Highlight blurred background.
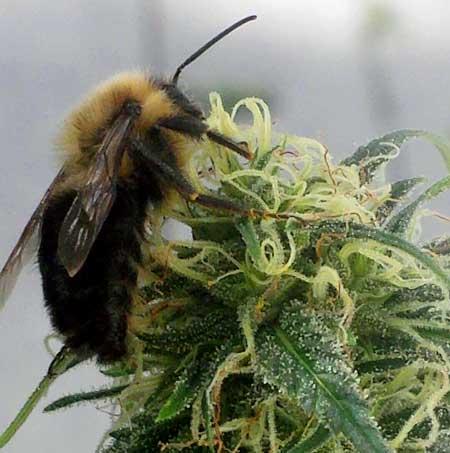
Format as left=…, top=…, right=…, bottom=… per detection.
left=1, top=1, right=450, bottom=451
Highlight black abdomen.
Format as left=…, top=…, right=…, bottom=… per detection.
left=38, top=182, right=155, bottom=363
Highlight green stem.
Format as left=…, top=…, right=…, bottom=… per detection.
left=0, top=346, right=82, bottom=449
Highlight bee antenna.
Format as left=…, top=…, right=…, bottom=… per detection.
left=172, top=15, right=257, bottom=85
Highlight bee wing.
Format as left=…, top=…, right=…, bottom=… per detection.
left=57, top=108, right=137, bottom=277
left=0, top=168, right=66, bottom=309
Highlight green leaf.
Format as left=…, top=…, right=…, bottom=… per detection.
left=100, top=366, right=135, bottom=377
left=236, top=218, right=262, bottom=263
left=44, top=384, right=128, bottom=412
left=156, top=372, right=195, bottom=422
left=157, top=338, right=239, bottom=423
left=105, top=413, right=195, bottom=453
left=385, top=175, right=450, bottom=236
left=341, top=130, right=450, bottom=183
left=355, top=358, right=408, bottom=374
left=415, top=325, right=450, bottom=345
left=139, top=309, right=237, bottom=354
left=375, top=177, right=426, bottom=224
left=423, top=131, right=450, bottom=171
left=283, top=424, right=332, bottom=452
left=100, top=355, right=177, bottom=377
left=313, top=221, right=450, bottom=291
left=383, top=284, right=444, bottom=308
left=257, top=306, right=392, bottom=453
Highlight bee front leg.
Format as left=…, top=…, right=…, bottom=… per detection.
left=158, top=116, right=252, bottom=160
left=128, top=139, right=259, bottom=217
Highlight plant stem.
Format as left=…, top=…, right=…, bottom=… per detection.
left=0, top=346, right=82, bottom=448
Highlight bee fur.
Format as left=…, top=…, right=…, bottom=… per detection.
left=0, top=15, right=258, bottom=364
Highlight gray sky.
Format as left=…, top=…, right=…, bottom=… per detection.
left=1, top=1, right=450, bottom=451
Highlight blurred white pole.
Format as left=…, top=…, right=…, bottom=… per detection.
left=138, top=0, right=167, bottom=73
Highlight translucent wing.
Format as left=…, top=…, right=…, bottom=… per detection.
left=0, top=168, right=66, bottom=310
left=57, top=106, right=138, bottom=277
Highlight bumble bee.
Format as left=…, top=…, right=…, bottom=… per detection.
left=0, top=16, right=257, bottom=363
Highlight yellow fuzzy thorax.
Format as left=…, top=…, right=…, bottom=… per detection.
left=55, top=72, right=183, bottom=182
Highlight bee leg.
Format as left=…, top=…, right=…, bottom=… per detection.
left=129, top=139, right=259, bottom=217
left=206, top=130, right=252, bottom=160
left=158, top=116, right=252, bottom=159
